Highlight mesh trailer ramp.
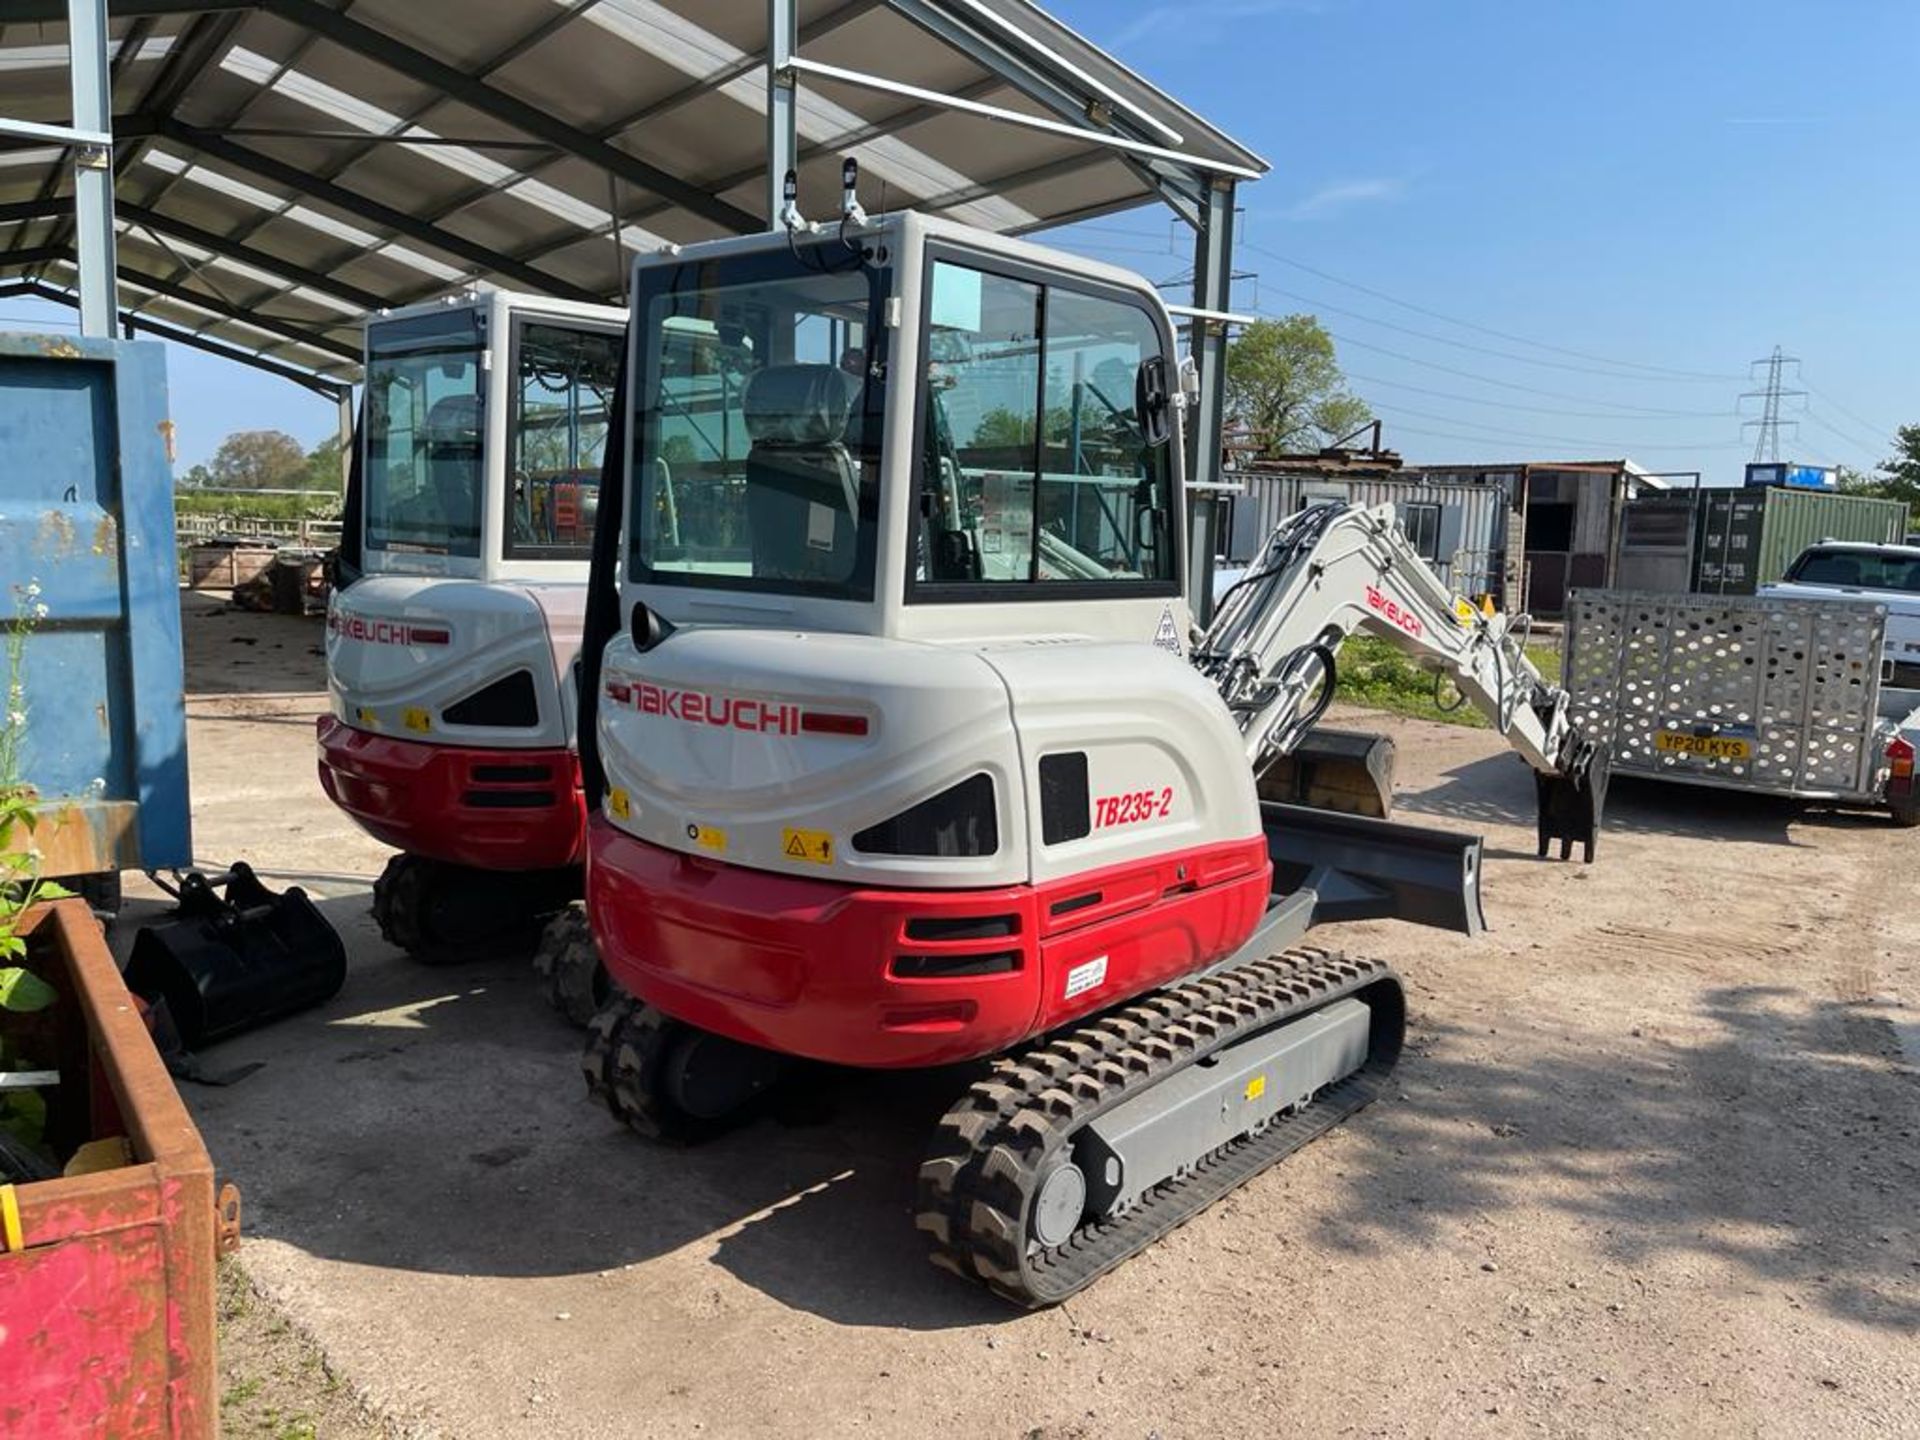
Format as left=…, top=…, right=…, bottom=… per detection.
left=1563, top=590, right=1920, bottom=821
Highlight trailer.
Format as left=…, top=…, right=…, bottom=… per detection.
left=1563, top=589, right=1920, bottom=825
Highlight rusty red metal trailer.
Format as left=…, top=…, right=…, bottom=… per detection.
left=1, top=899, right=237, bottom=1439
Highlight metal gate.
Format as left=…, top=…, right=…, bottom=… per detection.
left=1564, top=590, right=1888, bottom=800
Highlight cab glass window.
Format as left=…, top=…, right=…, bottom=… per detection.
left=506, top=321, right=622, bottom=560
left=630, top=244, right=890, bottom=602
left=364, top=309, right=484, bottom=558
left=914, top=258, right=1176, bottom=595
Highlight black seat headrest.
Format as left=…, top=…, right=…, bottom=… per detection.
left=742, top=364, right=859, bottom=446
left=425, top=393, right=481, bottom=444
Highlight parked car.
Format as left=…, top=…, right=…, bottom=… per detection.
left=1762, top=540, right=1920, bottom=690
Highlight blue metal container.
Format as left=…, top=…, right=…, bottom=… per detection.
left=1744, top=461, right=1836, bottom=490
left=0, top=333, right=190, bottom=874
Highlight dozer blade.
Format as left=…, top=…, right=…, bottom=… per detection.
left=1259, top=800, right=1486, bottom=938
left=1536, top=743, right=1609, bottom=864
left=1256, top=726, right=1395, bottom=819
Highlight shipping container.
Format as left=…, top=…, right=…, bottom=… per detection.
left=1701, top=486, right=1906, bottom=594
left=1616, top=486, right=1906, bottom=596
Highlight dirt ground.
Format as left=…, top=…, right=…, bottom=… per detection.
left=145, top=591, right=1919, bottom=1439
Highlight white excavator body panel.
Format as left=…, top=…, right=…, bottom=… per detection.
left=327, top=574, right=582, bottom=751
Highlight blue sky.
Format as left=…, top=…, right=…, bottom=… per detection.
left=3, top=0, right=1913, bottom=482
left=1041, top=0, right=1919, bottom=481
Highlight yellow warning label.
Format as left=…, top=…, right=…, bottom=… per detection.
left=782, top=828, right=834, bottom=865
left=688, top=823, right=727, bottom=854
left=1452, top=597, right=1478, bottom=627
left=402, top=707, right=432, bottom=733
left=609, top=788, right=630, bottom=820
left=356, top=706, right=379, bottom=729
left=1244, top=1074, right=1267, bottom=1102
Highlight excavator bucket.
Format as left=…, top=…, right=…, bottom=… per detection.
left=125, top=863, right=346, bottom=1050
left=1256, top=727, right=1396, bottom=819
left=1535, top=746, right=1609, bottom=863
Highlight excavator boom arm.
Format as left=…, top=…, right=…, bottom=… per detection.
left=1194, top=502, right=1606, bottom=859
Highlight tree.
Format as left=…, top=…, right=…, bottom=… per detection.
left=1835, top=424, right=1920, bottom=523
left=208, top=429, right=307, bottom=491
left=301, top=434, right=346, bottom=493
left=1225, top=315, right=1372, bottom=458
left=178, top=462, right=213, bottom=490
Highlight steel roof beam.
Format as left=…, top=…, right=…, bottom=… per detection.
left=255, top=0, right=762, bottom=235
left=3, top=277, right=351, bottom=395
left=1, top=247, right=358, bottom=360
left=512, top=71, right=1006, bottom=267
left=113, top=261, right=360, bottom=359
left=0, top=1, right=257, bottom=19
left=883, top=0, right=1233, bottom=219
left=117, top=201, right=386, bottom=309
left=152, top=116, right=604, bottom=302
left=414, top=0, right=885, bottom=244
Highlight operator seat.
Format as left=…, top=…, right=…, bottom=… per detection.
left=741, top=364, right=865, bottom=585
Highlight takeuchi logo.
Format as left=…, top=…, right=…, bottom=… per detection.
left=606, top=680, right=802, bottom=736
left=328, top=614, right=451, bottom=646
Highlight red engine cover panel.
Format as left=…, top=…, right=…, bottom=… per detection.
left=588, top=818, right=1271, bottom=1068
left=315, top=715, right=585, bottom=871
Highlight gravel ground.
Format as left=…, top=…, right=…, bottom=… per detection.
left=150, top=592, right=1919, bottom=1439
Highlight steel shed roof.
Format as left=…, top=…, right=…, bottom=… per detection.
left=0, top=0, right=1266, bottom=390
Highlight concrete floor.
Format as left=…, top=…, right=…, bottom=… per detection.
left=151, top=591, right=1919, bottom=1439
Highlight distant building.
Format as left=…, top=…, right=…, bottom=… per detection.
left=1411, top=459, right=1668, bottom=615
left=1220, top=444, right=1509, bottom=601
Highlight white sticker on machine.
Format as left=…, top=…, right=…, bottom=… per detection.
left=1063, top=954, right=1109, bottom=1001
left=1152, top=604, right=1182, bottom=657
left=807, top=501, right=835, bottom=552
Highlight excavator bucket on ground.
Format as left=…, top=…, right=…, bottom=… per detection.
left=1256, top=727, right=1396, bottom=819
left=125, top=864, right=346, bottom=1050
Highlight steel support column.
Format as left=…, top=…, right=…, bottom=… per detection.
left=337, top=386, right=354, bottom=493
left=67, top=0, right=118, bottom=335
left=767, top=0, right=798, bottom=228
left=1186, top=177, right=1235, bottom=624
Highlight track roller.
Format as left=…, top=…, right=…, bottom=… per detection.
left=582, top=998, right=786, bottom=1144
left=914, top=947, right=1404, bottom=1308
left=371, top=853, right=577, bottom=966
left=532, top=904, right=614, bottom=1026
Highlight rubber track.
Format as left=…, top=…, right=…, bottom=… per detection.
left=914, top=947, right=1403, bottom=1308
left=533, top=904, right=609, bottom=1027
left=578, top=997, right=718, bottom=1143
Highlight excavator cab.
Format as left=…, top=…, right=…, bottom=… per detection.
left=319, top=290, right=625, bottom=967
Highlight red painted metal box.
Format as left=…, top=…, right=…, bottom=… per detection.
left=1, top=899, right=236, bottom=1438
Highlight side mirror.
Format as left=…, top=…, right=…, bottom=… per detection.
left=1135, top=356, right=1172, bottom=449
left=630, top=600, right=674, bottom=653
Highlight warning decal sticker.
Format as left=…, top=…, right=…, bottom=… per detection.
left=782, top=828, right=834, bottom=865
left=1152, top=605, right=1182, bottom=657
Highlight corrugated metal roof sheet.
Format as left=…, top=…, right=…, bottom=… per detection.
left=0, top=0, right=1265, bottom=389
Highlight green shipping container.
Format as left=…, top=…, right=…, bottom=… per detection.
left=1694, top=487, right=1907, bottom=594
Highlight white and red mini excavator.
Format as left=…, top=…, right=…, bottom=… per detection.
left=574, top=205, right=1605, bottom=1306
left=318, top=290, right=621, bottom=1011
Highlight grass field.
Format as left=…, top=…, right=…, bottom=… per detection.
left=1334, top=633, right=1564, bottom=727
